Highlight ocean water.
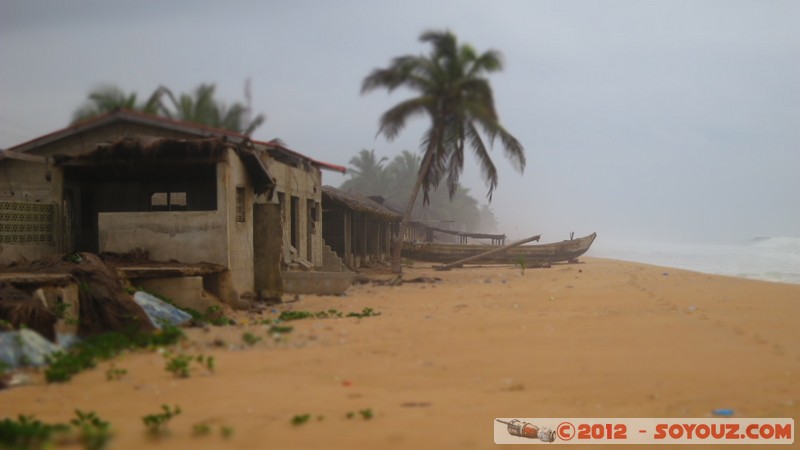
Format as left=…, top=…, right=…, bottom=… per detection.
left=589, top=237, right=800, bottom=285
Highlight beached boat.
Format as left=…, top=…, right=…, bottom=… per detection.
left=402, top=232, right=597, bottom=266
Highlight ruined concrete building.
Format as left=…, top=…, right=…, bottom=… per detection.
left=0, top=109, right=348, bottom=306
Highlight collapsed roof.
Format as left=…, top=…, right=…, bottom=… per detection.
left=3, top=108, right=346, bottom=174
left=52, top=136, right=276, bottom=196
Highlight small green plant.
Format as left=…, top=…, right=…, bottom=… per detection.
left=241, top=332, right=262, bottom=346
left=0, top=415, right=70, bottom=450
left=291, top=414, right=311, bottom=426
left=347, top=308, right=381, bottom=318
left=177, top=304, right=235, bottom=326
left=315, top=309, right=343, bottom=318
left=196, top=354, right=215, bottom=373
left=51, top=301, right=71, bottom=320
left=345, top=411, right=355, bottom=419
left=517, top=256, right=526, bottom=275
left=105, top=365, right=127, bottom=381
left=71, top=410, right=112, bottom=450
left=164, top=353, right=215, bottom=378
left=203, top=305, right=235, bottom=326
left=278, top=310, right=315, bottom=321
left=268, top=325, right=293, bottom=334
left=164, top=354, right=193, bottom=378
left=278, top=308, right=379, bottom=321
left=358, top=408, right=374, bottom=420
left=221, top=426, right=234, bottom=439
left=192, top=423, right=211, bottom=437
left=142, top=405, right=181, bottom=436
left=45, top=326, right=184, bottom=383
left=64, top=253, right=82, bottom=264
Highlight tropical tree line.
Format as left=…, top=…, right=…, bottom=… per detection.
left=340, top=149, right=498, bottom=233
left=71, top=83, right=265, bottom=135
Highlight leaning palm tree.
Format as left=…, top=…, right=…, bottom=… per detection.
left=362, top=30, right=525, bottom=272
left=71, top=84, right=167, bottom=124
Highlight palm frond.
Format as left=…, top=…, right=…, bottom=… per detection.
left=377, top=96, right=433, bottom=141
left=465, top=122, right=499, bottom=201
left=243, top=113, right=266, bottom=136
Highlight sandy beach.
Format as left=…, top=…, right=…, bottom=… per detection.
left=2, top=257, right=799, bottom=449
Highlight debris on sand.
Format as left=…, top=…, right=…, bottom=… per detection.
left=0, top=253, right=154, bottom=338
left=133, top=291, right=193, bottom=329
left=0, top=283, right=57, bottom=341
left=0, top=328, right=62, bottom=369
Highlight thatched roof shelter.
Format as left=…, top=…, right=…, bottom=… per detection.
left=322, top=186, right=401, bottom=220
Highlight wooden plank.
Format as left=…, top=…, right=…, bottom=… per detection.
left=116, top=264, right=226, bottom=279
left=0, top=273, right=75, bottom=285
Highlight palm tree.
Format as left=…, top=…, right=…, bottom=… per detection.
left=72, top=82, right=265, bottom=135
left=161, top=83, right=265, bottom=135
left=340, top=149, right=390, bottom=195
left=340, top=148, right=485, bottom=231
left=362, top=30, right=525, bottom=272
left=384, top=150, right=420, bottom=207
left=71, top=84, right=167, bottom=124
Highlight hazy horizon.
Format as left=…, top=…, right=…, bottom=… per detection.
left=2, top=0, right=798, bottom=245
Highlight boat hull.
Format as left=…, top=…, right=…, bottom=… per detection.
left=402, top=233, right=597, bottom=265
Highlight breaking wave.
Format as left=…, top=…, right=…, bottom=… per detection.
left=593, top=236, right=800, bottom=285
left=749, top=236, right=800, bottom=254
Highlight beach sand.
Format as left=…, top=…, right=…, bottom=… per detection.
left=2, top=257, right=798, bottom=449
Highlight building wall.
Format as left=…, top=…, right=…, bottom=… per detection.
left=0, top=159, right=54, bottom=203
left=222, top=148, right=255, bottom=298
left=98, top=210, right=228, bottom=264
left=1, top=123, right=207, bottom=260
left=97, top=151, right=256, bottom=300
left=0, top=159, right=59, bottom=263
left=266, top=159, right=323, bottom=268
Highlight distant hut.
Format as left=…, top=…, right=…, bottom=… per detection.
left=321, top=186, right=401, bottom=269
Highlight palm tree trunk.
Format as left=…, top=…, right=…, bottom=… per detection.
left=391, top=137, right=438, bottom=273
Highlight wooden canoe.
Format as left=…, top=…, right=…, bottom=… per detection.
left=403, top=232, right=597, bottom=266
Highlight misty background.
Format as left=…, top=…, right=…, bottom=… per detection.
left=2, top=0, right=798, bottom=249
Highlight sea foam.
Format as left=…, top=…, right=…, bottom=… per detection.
left=590, top=236, right=800, bottom=285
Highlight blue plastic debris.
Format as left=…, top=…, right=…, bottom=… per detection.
left=0, top=329, right=63, bottom=368
left=712, top=409, right=734, bottom=416
left=133, top=291, right=192, bottom=329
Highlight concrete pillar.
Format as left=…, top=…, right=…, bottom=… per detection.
left=253, top=202, right=283, bottom=300
left=343, top=211, right=352, bottom=268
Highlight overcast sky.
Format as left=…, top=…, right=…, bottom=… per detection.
left=1, top=0, right=798, bottom=245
